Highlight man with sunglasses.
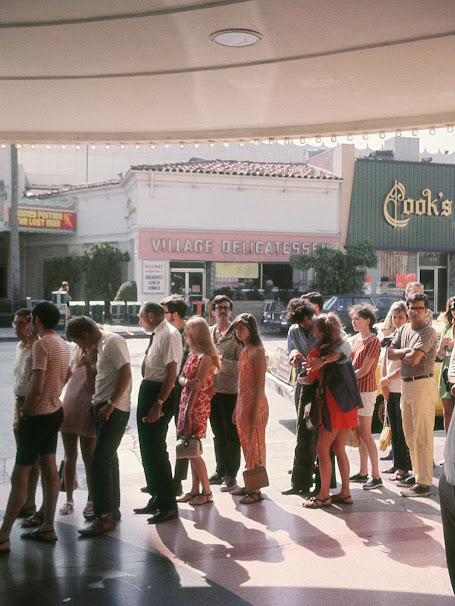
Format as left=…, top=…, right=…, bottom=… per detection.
left=208, top=295, right=242, bottom=492
left=388, top=293, right=438, bottom=497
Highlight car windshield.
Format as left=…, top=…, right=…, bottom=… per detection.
left=322, top=297, right=336, bottom=311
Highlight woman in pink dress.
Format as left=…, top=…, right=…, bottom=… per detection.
left=59, top=346, right=97, bottom=518
left=231, top=313, right=269, bottom=504
left=176, top=317, right=221, bottom=506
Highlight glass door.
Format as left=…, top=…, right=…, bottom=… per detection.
left=170, top=269, right=205, bottom=304
left=419, top=268, right=436, bottom=312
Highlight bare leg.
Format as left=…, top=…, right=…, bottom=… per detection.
left=315, top=428, right=338, bottom=500
left=331, top=428, right=351, bottom=498
left=80, top=436, right=96, bottom=501
left=38, top=454, right=59, bottom=537
left=0, top=464, right=32, bottom=541
left=189, top=457, right=213, bottom=505
left=61, top=433, right=78, bottom=503
left=358, top=415, right=380, bottom=479
left=442, top=398, right=454, bottom=434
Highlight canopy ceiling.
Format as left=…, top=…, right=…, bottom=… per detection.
left=1, top=0, right=455, bottom=144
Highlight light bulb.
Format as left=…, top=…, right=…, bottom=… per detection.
left=379, top=131, right=385, bottom=139
left=362, top=133, right=368, bottom=140
left=396, top=129, right=402, bottom=137
left=347, top=134, right=353, bottom=141
left=179, top=142, right=185, bottom=149
left=299, top=137, right=306, bottom=144
left=239, top=140, right=245, bottom=146
left=412, top=128, right=418, bottom=136
left=429, top=127, right=436, bottom=135
left=448, top=125, right=454, bottom=133
left=315, top=136, right=322, bottom=144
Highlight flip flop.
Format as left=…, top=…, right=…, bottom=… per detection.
left=390, top=471, right=410, bottom=482
left=331, top=493, right=353, bottom=504
left=303, top=496, right=332, bottom=509
left=240, top=492, right=263, bottom=505
left=21, top=528, right=58, bottom=543
left=177, top=492, right=199, bottom=503
left=189, top=493, right=213, bottom=506
left=21, top=511, right=44, bottom=528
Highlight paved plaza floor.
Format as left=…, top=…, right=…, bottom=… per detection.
left=0, top=335, right=453, bottom=605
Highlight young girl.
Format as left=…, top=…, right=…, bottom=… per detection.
left=176, top=317, right=221, bottom=506
left=349, top=304, right=382, bottom=490
left=231, top=313, right=269, bottom=504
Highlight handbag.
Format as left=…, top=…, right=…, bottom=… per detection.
left=378, top=403, right=392, bottom=452
left=243, top=429, right=269, bottom=492
left=304, top=365, right=325, bottom=431
left=346, top=426, right=361, bottom=448
left=176, top=436, right=203, bottom=459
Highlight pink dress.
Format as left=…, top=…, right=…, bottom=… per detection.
left=177, top=353, right=215, bottom=439
left=234, top=347, right=269, bottom=470
left=60, top=365, right=96, bottom=438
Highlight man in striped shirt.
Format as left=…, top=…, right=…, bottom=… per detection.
left=0, top=302, right=70, bottom=552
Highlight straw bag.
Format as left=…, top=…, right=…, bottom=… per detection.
left=346, top=427, right=361, bottom=448
left=243, top=429, right=269, bottom=492
left=379, top=404, right=392, bottom=452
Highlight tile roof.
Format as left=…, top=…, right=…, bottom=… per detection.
left=25, top=178, right=122, bottom=198
left=131, top=159, right=340, bottom=180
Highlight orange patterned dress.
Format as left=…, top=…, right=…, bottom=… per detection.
left=234, top=347, right=269, bottom=470
left=177, top=353, right=215, bottom=439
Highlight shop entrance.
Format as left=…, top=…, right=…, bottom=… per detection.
left=170, top=268, right=205, bottom=306
left=419, top=267, right=447, bottom=313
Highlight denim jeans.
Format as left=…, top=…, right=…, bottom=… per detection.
left=92, top=403, right=129, bottom=517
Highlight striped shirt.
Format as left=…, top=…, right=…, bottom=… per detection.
left=28, top=333, right=70, bottom=416
left=350, top=333, right=381, bottom=393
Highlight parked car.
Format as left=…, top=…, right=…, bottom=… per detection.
left=266, top=340, right=443, bottom=433
left=322, top=294, right=405, bottom=333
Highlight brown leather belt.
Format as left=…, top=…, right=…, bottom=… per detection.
left=402, top=374, right=433, bottom=382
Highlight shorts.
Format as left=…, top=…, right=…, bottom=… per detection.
left=357, top=391, right=376, bottom=417
left=16, top=407, right=64, bottom=466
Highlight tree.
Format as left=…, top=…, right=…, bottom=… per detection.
left=82, top=243, right=130, bottom=301
left=290, top=240, right=377, bottom=295
left=44, top=255, right=84, bottom=299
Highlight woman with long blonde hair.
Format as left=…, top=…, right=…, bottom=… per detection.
left=176, top=317, right=221, bottom=506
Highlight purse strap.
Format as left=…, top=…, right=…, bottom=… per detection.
left=245, top=428, right=262, bottom=468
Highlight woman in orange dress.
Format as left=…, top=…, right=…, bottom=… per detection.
left=231, top=313, right=269, bottom=504
left=301, top=314, right=358, bottom=508
left=176, top=317, right=221, bottom=506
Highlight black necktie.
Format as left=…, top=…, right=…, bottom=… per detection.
left=141, top=333, right=154, bottom=378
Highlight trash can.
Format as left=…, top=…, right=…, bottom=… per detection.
left=110, top=301, right=126, bottom=327
left=126, top=301, right=141, bottom=327
left=69, top=300, right=86, bottom=317
left=89, top=301, right=105, bottom=325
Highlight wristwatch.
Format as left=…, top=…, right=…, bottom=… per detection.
left=321, top=357, right=327, bottom=364
left=156, top=399, right=164, bottom=406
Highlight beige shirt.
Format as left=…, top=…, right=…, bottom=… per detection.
left=93, top=331, right=132, bottom=411
left=13, top=341, right=32, bottom=398
left=210, top=324, right=243, bottom=394
left=392, top=323, right=438, bottom=378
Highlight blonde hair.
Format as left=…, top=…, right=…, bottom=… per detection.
left=382, top=300, right=408, bottom=332
left=185, top=317, right=221, bottom=372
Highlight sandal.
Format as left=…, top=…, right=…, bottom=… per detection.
left=231, top=487, right=248, bottom=496
left=239, top=492, right=263, bottom=505
left=83, top=501, right=95, bottom=521
left=21, top=511, right=44, bottom=528
left=17, top=505, right=36, bottom=518
left=390, top=471, right=410, bottom=482
left=59, top=501, right=74, bottom=516
left=331, top=493, right=353, bottom=504
left=384, top=466, right=396, bottom=474
left=177, top=492, right=199, bottom=503
left=21, top=528, right=58, bottom=543
left=303, top=496, right=332, bottom=509
left=189, top=493, right=213, bottom=506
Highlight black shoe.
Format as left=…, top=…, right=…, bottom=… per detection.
left=147, top=509, right=178, bottom=524
left=173, top=479, right=183, bottom=496
left=282, top=486, right=311, bottom=496
left=134, top=500, right=157, bottom=515
left=349, top=473, right=368, bottom=483
left=209, top=473, right=224, bottom=485
left=140, top=486, right=150, bottom=494
left=113, top=509, right=121, bottom=522
left=380, top=452, right=393, bottom=461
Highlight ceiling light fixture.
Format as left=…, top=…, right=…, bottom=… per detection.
left=210, top=29, right=262, bottom=47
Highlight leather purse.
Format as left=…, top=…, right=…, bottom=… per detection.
left=243, top=429, right=269, bottom=492
left=176, top=437, right=203, bottom=459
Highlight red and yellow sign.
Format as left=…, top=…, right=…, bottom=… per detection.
left=13, top=208, right=76, bottom=230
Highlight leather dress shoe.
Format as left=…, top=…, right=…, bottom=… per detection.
left=134, top=501, right=157, bottom=515
left=147, top=509, right=178, bottom=524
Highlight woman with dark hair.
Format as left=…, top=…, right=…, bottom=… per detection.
left=231, top=314, right=269, bottom=504
left=300, top=313, right=359, bottom=508
left=437, top=296, right=455, bottom=433
left=349, top=304, right=382, bottom=490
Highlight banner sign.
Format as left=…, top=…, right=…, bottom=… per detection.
left=11, top=208, right=76, bottom=230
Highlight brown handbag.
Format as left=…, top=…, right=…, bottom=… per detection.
left=243, top=429, right=269, bottom=492
left=176, top=436, right=203, bottom=459
left=304, top=365, right=325, bottom=431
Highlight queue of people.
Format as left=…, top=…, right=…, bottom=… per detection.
left=0, top=286, right=454, bottom=595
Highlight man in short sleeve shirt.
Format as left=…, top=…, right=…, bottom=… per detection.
left=135, top=302, right=183, bottom=524
left=389, top=293, right=438, bottom=497
left=66, top=316, right=132, bottom=536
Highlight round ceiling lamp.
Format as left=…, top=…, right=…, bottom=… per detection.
left=210, top=29, right=262, bottom=47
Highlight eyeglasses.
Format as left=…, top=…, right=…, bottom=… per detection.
left=12, top=321, right=28, bottom=327
left=408, top=306, right=426, bottom=312
left=215, top=305, right=231, bottom=311
left=164, top=311, right=173, bottom=315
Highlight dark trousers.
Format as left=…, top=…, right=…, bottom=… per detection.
left=387, top=391, right=411, bottom=471
left=439, top=471, right=455, bottom=594
left=137, top=380, right=176, bottom=512
left=173, top=384, right=188, bottom=482
left=92, top=403, right=129, bottom=517
left=209, top=392, right=241, bottom=478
